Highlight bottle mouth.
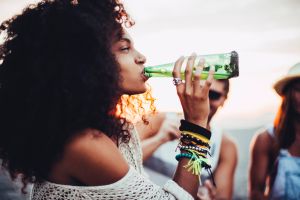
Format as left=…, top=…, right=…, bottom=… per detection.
left=143, top=69, right=151, bottom=78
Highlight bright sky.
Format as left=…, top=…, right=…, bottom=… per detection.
left=1, top=0, right=300, bottom=128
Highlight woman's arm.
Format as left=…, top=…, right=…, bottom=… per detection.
left=249, top=130, right=273, bottom=200
left=171, top=54, right=214, bottom=198
left=61, top=129, right=194, bottom=199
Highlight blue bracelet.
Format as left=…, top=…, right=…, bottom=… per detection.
left=175, top=153, right=194, bottom=161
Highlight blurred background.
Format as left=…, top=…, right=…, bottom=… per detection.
left=124, top=2, right=300, bottom=198
left=1, top=0, right=300, bottom=199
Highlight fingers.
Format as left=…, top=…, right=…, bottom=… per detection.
left=202, top=69, right=215, bottom=96
left=172, top=56, right=185, bottom=91
left=185, top=53, right=197, bottom=94
left=163, top=120, right=180, bottom=139
left=170, top=126, right=181, bottom=138
left=204, top=180, right=217, bottom=199
left=193, top=58, right=205, bottom=94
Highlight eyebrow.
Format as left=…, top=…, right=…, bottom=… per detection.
left=120, top=37, right=131, bottom=44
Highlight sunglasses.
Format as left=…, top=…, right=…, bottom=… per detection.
left=209, top=90, right=224, bottom=101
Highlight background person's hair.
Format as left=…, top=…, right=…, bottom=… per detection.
left=274, top=79, right=300, bottom=149
left=0, top=0, right=154, bottom=190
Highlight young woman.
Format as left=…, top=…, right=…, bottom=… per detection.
left=0, top=0, right=214, bottom=199
left=249, top=63, right=300, bottom=200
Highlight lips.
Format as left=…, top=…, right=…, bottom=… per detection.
left=141, top=69, right=149, bottom=81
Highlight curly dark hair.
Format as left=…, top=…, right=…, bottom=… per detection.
left=0, top=0, right=154, bottom=190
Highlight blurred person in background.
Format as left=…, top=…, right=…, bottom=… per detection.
left=249, top=63, right=300, bottom=200
left=144, top=79, right=238, bottom=200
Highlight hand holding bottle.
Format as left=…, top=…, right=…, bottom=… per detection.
left=172, top=53, right=214, bottom=127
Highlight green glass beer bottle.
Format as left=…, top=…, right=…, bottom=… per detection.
left=144, top=51, right=239, bottom=80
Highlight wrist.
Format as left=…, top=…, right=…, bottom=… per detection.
left=184, top=119, right=207, bottom=128
left=154, top=133, right=169, bottom=144
left=179, top=120, right=211, bottom=140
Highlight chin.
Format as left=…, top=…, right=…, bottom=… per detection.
left=124, top=88, right=147, bottom=95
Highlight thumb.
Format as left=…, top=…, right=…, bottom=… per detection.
left=204, top=180, right=217, bottom=199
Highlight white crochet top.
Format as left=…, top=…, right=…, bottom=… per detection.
left=30, top=127, right=193, bottom=200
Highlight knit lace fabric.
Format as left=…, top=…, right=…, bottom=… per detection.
left=30, top=128, right=193, bottom=200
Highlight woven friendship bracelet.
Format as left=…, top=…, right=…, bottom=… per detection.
left=186, top=149, right=207, bottom=158
left=179, top=120, right=211, bottom=140
left=181, top=135, right=211, bottom=149
left=180, top=138, right=211, bottom=149
left=181, top=131, right=209, bottom=143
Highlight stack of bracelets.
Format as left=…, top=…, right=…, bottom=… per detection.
left=176, top=119, right=216, bottom=187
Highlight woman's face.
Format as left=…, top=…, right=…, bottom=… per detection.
left=111, top=30, right=148, bottom=95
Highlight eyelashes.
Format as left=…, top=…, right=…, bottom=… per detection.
left=120, top=47, right=130, bottom=52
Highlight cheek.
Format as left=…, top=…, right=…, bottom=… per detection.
left=209, top=101, right=218, bottom=110
left=210, top=100, right=223, bottom=108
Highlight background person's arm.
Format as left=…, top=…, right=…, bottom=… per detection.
left=249, top=130, right=273, bottom=200
left=213, top=134, right=237, bottom=200
left=136, top=112, right=165, bottom=141
left=136, top=112, right=180, bottom=161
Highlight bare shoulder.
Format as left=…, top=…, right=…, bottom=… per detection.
left=222, top=134, right=236, bottom=147
left=221, top=134, right=237, bottom=156
left=220, top=134, right=238, bottom=163
left=250, top=129, right=274, bottom=152
left=61, top=129, right=129, bottom=186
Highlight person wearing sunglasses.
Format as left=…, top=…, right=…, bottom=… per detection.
left=199, top=79, right=238, bottom=200
left=142, top=79, right=238, bottom=200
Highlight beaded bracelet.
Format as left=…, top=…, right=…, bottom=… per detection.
left=180, top=139, right=210, bottom=150
left=178, top=144, right=209, bottom=155
left=175, top=152, right=194, bottom=161
left=176, top=142, right=210, bottom=158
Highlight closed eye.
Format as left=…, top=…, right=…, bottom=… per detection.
left=120, top=47, right=130, bottom=52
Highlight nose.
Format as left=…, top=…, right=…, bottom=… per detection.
left=135, top=52, right=146, bottom=65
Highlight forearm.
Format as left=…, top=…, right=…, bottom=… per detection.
left=215, top=182, right=232, bottom=200
left=141, top=136, right=166, bottom=161
left=173, top=158, right=200, bottom=199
